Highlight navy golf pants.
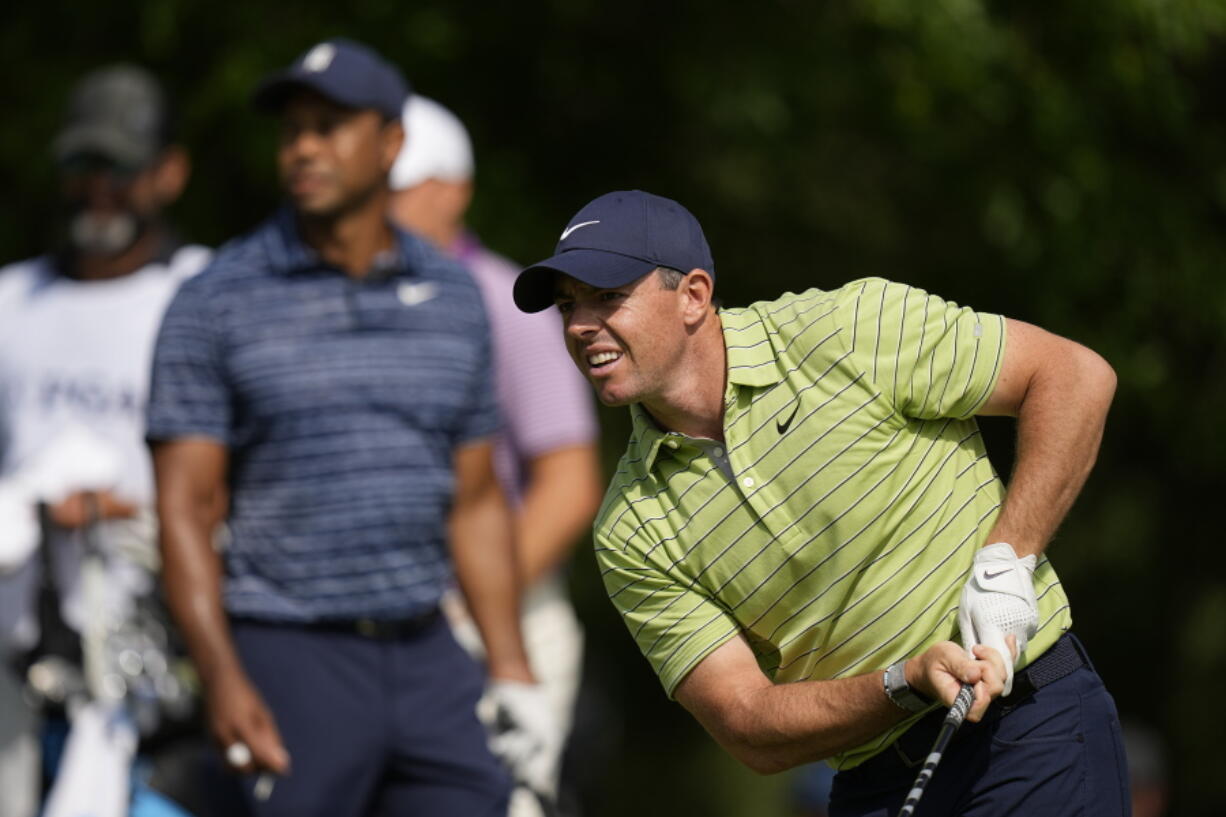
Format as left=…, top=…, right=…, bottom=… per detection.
left=830, top=635, right=1131, bottom=817
left=230, top=614, right=511, bottom=817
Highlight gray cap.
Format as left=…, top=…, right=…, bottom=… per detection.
left=54, top=65, right=169, bottom=169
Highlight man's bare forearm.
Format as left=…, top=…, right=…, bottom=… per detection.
left=983, top=335, right=1116, bottom=557
left=677, top=637, right=1010, bottom=775
left=516, top=444, right=602, bottom=587
left=154, top=440, right=290, bottom=772
left=704, top=670, right=903, bottom=774
left=450, top=483, right=534, bottom=681
left=153, top=441, right=244, bottom=688
left=450, top=441, right=534, bottom=681
left=160, top=512, right=243, bottom=687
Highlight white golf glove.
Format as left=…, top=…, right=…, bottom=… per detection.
left=483, top=680, right=561, bottom=799
left=957, top=542, right=1038, bottom=696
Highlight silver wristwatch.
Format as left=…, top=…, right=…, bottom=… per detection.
left=883, top=659, right=932, bottom=713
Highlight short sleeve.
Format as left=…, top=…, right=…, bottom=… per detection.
left=596, top=529, right=742, bottom=697
left=837, top=278, right=1005, bottom=420
left=145, top=280, right=233, bottom=444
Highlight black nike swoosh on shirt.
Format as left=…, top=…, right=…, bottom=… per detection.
left=776, top=401, right=800, bottom=434
left=983, top=569, right=1010, bottom=580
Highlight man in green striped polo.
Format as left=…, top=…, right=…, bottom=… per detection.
left=513, top=191, right=1128, bottom=816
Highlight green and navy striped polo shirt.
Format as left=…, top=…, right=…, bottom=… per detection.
left=595, top=278, right=1072, bottom=769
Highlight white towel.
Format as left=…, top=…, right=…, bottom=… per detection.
left=0, top=423, right=124, bottom=572
left=41, top=702, right=137, bottom=817
left=16, top=424, right=123, bottom=506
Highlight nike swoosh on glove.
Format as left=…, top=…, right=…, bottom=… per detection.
left=957, top=542, right=1038, bottom=696
left=484, top=680, right=562, bottom=799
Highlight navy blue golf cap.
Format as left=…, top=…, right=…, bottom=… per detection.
left=253, top=39, right=409, bottom=119
left=513, top=190, right=714, bottom=313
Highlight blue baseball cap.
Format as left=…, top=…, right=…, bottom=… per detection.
left=252, top=39, right=409, bottom=119
left=513, top=190, right=714, bottom=313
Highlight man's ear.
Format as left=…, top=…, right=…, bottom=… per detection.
left=445, top=179, right=474, bottom=220
left=151, top=146, right=191, bottom=207
left=680, top=268, right=715, bottom=326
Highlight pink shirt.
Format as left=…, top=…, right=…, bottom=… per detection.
left=454, top=234, right=598, bottom=504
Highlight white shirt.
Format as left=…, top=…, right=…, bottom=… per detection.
left=0, top=246, right=209, bottom=503
left=0, top=245, right=210, bottom=649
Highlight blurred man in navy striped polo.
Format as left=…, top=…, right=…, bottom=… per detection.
left=146, top=39, right=547, bottom=817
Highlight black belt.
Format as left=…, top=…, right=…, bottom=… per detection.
left=314, top=610, right=441, bottom=639
left=874, top=632, right=1089, bottom=771
left=236, top=609, right=442, bottom=640
left=1000, top=631, right=1088, bottom=709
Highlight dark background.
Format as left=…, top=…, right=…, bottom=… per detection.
left=4, top=1, right=1223, bottom=814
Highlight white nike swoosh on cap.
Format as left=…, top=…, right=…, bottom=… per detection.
left=398, top=281, right=438, bottom=306
left=560, top=220, right=600, bottom=241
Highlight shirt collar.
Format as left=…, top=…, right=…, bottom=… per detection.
left=627, top=403, right=670, bottom=474
left=452, top=230, right=483, bottom=265
left=262, top=205, right=427, bottom=279
left=721, top=305, right=785, bottom=388
left=626, top=306, right=784, bottom=473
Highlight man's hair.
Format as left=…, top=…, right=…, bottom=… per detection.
left=654, top=265, right=721, bottom=311
left=655, top=266, right=685, bottom=290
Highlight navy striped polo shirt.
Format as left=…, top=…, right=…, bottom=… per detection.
left=147, top=208, right=500, bottom=622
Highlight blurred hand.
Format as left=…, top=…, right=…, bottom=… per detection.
left=484, top=680, right=561, bottom=798
left=206, top=667, right=290, bottom=776
left=48, top=490, right=137, bottom=528
left=957, top=542, right=1038, bottom=695
left=910, top=638, right=1017, bottom=723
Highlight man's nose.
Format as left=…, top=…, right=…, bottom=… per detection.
left=284, top=128, right=325, bottom=159
left=565, top=304, right=601, bottom=339
left=75, top=170, right=124, bottom=208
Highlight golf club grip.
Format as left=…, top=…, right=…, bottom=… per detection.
left=943, top=681, right=976, bottom=729
left=896, top=683, right=975, bottom=817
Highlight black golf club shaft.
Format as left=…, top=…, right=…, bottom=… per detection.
left=897, top=682, right=975, bottom=817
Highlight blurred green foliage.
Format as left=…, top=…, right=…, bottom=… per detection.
left=4, top=1, right=1225, bottom=813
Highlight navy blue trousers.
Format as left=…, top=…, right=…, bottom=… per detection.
left=230, top=615, right=511, bottom=817
left=830, top=635, right=1130, bottom=817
